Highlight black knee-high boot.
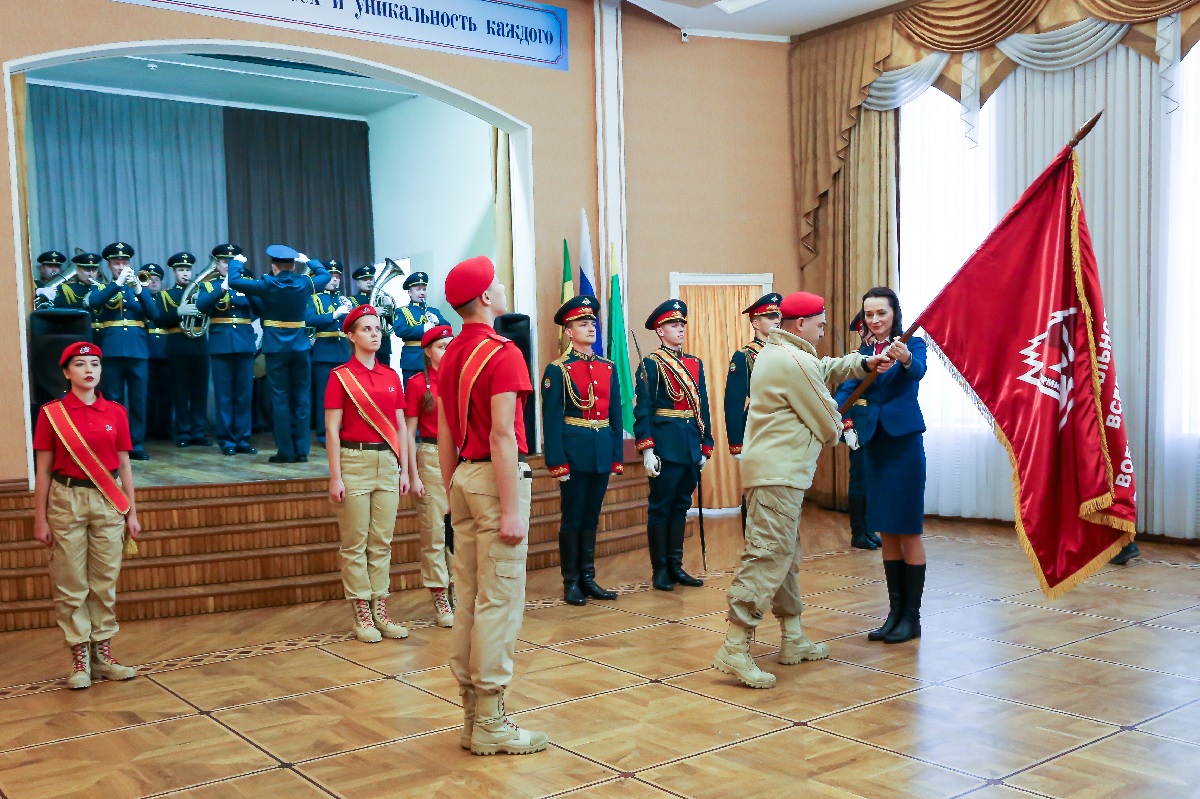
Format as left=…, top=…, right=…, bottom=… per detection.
left=580, top=527, right=617, bottom=600
left=667, top=522, right=704, bottom=587
left=883, top=563, right=925, bottom=644
left=648, top=526, right=674, bottom=591
left=868, top=560, right=905, bottom=641
left=559, top=530, right=586, bottom=606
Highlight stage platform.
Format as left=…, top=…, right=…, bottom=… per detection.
left=0, top=521, right=1196, bottom=799
left=129, top=434, right=327, bottom=487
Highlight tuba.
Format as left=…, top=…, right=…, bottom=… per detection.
left=181, top=258, right=221, bottom=339
left=368, top=258, right=407, bottom=337
left=34, top=264, right=77, bottom=309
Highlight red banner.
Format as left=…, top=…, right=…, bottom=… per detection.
left=913, top=146, right=1136, bottom=598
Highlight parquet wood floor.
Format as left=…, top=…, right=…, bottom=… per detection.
left=0, top=514, right=1197, bottom=799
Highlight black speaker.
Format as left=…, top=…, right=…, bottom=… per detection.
left=494, top=312, right=538, bottom=453
left=28, top=310, right=93, bottom=409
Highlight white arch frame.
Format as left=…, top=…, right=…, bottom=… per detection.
left=5, top=39, right=538, bottom=485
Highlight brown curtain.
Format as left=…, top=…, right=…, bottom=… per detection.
left=11, top=73, right=32, bottom=302
left=894, top=0, right=1045, bottom=52
left=803, top=108, right=898, bottom=510
left=792, top=15, right=893, bottom=265
left=491, top=128, right=514, bottom=302
left=1078, top=0, right=1198, bottom=23
left=677, top=283, right=762, bottom=510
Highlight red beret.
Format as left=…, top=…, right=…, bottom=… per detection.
left=779, top=292, right=825, bottom=319
left=421, top=324, right=454, bottom=348
left=445, top=256, right=495, bottom=308
left=60, top=341, right=102, bottom=367
left=342, top=304, right=378, bottom=334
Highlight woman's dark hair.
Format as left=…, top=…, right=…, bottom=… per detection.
left=420, top=351, right=436, bottom=415
left=861, top=286, right=903, bottom=339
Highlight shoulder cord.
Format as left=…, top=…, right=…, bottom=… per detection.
left=556, top=358, right=596, bottom=411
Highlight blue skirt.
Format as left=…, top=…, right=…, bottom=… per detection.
left=864, top=429, right=926, bottom=536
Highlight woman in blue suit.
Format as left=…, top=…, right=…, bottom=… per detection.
left=834, top=287, right=927, bottom=644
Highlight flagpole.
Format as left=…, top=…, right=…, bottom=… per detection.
left=837, top=111, right=1103, bottom=417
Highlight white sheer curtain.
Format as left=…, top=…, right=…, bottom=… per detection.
left=899, top=87, right=1015, bottom=520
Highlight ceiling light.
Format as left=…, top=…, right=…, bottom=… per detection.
left=713, top=0, right=771, bottom=14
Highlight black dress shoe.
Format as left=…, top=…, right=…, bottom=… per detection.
left=294, top=455, right=309, bottom=463
left=129, top=450, right=151, bottom=461
left=1110, top=542, right=1140, bottom=565
left=851, top=532, right=879, bottom=550
left=234, top=444, right=258, bottom=455
left=268, top=454, right=292, bottom=464
left=222, top=447, right=236, bottom=456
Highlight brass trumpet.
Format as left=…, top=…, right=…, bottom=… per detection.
left=136, top=269, right=154, bottom=288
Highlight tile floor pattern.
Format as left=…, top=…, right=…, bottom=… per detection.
left=0, top=536, right=1198, bottom=799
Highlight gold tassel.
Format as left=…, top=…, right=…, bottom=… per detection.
left=124, top=535, right=138, bottom=556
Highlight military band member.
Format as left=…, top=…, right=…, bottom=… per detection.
left=143, top=265, right=172, bottom=441
left=713, top=292, right=887, bottom=689
left=394, top=271, right=449, bottom=384
left=198, top=245, right=259, bottom=456
left=352, top=265, right=392, bottom=369
left=231, top=245, right=330, bottom=463
left=405, top=324, right=456, bottom=628
left=157, top=253, right=211, bottom=448
left=87, top=242, right=155, bottom=460
left=34, top=250, right=66, bottom=288
left=542, top=296, right=623, bottom=606
left=438, top=255, right=547, bottom=756
left=634, top=299, right=713, bottom=592
left=724, top=293, right=781, bottom=457
left=307, top=259, right=352, bottom=447
left=326, top=304, right=411, bottom=643
left=32, top=342, right=142, bottom=689
left=52, top=252, right=103, bottom=311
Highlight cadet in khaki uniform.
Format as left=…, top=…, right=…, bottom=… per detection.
left=712, top=292, right=890, bottom=689
left=405, top=324, right=456, bottom=628
left=325, top=304, right=411, bottom=643
left=32, top=342, right=143, bottom=689
left=437, top=255, right=547, bottom=756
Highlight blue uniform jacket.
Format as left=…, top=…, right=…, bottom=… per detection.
left=540, top=351, right=625, bottom=477
left=53, top=280, right=93, bottom=311
left=633, top=348, right=715, bottom=466
left=230, top=260, right=330, bottom=353
left=86, top=282, right=158, bottom=359
left=305, top=291, right=352, bottom=364
left=197, top=281, right=260, bottom=355
left=352, top=291, right=392, bottom=364
left=834, top=337, right=928, bottom=442
left=156, top=285, right=210, bottom=356
left=393, top=303, right=449, bottom=372
left=722, top=340, right=763, bottom=455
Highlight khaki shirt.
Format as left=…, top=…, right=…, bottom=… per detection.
left=740, top=328, right=868, bottom=491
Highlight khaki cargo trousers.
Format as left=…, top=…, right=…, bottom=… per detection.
left=726, top=485, right=807, bottom=631
left=47, top=481, right=126, bottom=647
left=332, top=448, right=400, bottom=601
left=415, top=443, right=452, bottom=589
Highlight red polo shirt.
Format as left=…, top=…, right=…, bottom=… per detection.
left=405, top=370, right=440, bottom=440
left=324, top=357, right=404, bottom=444
left=33, top=393, right=132, bottom=479
left=437, top=323, right=531, bottom=459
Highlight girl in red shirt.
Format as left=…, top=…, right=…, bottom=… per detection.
left=32, top=343, right=142, bottom=690
left=325, top=306, right=410, bottom=643
left=405, top=325, right=455, bottom=628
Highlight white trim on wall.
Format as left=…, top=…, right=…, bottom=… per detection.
left=669, top=271, right=773, bottom=297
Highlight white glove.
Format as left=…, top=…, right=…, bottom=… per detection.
left=333, top=304, right=350, bottom=319
left=698, top=455, right=708, bottom=470
left=35, top=286, right=57, bottom=302
left=424, top=317, right=436, bottom=331
left=295, top=252, right=309, bottom=264
left=734, top=453, right=742, bottom=461
left=178, top=302, right=200, bottom=318
left=116, top=266, right=134, bottom=286
left=221, top=276, right=230, bottom=292
left=642, top=448, right=661, bottom=478
left=132, top=280, right=142, bottom=295
left=557, top=474, right=570, bottom=483
left=843, top=427, right=860, bottom=451
left=233, top=254, right=248, bottom=264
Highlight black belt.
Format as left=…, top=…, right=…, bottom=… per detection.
left=342, top=442, right=391, bottom=451
left=52, top=472, right=113, bottom=489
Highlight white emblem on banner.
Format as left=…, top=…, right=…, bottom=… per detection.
left=1017, top=308, right=1078, bottom=430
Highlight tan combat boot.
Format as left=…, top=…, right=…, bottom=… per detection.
left=67, top=643, right=91, bottom=690
left=431, top=588, right=454, bottom=628
left=369, top=596, right=408, bottom=639
left=459, top=686, right=477, bottom=750
left=712, top=624, right=776, bottom=689
left=351, top=599, right=382, bottom=643
left=778, top=615, right=829, bottom=664
left=470, top=690, right=549, bottom=755
left=91, top=639, right=137, bottom=681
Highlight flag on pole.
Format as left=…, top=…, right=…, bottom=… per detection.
left=912, top=146, right=1136, bottom=598
left=607, top=243, right=635, bottom=434
left=560, top=239, right=574, bottom=352
left=579, top=209, right=603, bottom=356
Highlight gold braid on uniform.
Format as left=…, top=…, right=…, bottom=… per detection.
left=742, top=340, right=764, bottom=378
left=214, top=282, right=231, bottom=311
left=649, top=348, right=706, bottom=439
left=554, top=356, right=596, bottom=411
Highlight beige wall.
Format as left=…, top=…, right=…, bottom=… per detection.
left=622, top=6, right=798, bottom=343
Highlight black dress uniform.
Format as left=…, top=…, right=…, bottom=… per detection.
left=634, top=299, right=714, bottom=591
left=542, top=296, right=624, bottom=606
left=34, top=250, right=66, bottom=288
left=394, top=271, right=450, bottom=385
left=351, top=265, right=391, bottom=369
left=157, top=253, right=210, bottom=447
left=306, top=259, right=351, bottom=446
left=87, top=242, right=154, bottom=459
left=198, top=245, right=259, bottom=455
left=838, top=312, right=877, bottom=550
left=723, top=293, right=781, bottom=456
left=230, top=245, right=330, bottom=463
left=143, top=264, right=172, bottom=441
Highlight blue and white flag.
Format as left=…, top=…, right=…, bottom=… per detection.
left=579, top=209, right=603, bottom=357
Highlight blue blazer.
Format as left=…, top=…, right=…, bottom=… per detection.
left=305, top=291, right=352, bottom=364
left=86, top=282, right=158, bottom=359
left=197, top=282, right=259, bottom=355
left=834, top=337, right=927, bottom=442
left=230, top=260, right=330, bottom=353
left=393, top=303, right=449, bottom=372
